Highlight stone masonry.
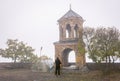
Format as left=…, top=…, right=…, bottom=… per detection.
left=54, top=9, right=85, bottom=68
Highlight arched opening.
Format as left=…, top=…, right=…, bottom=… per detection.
left=66, top=24, right=71, bottom=38
left=68, top=51, right=76, bottom=65
left=62, top=48, right=76, bottom=66
left=74, top=24, right=79, bottom=38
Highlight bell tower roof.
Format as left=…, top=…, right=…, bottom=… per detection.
left=58, top=9, right=83, bottom=22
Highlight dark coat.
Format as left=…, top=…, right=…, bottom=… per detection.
left=55, top=57, right=61, bottom=67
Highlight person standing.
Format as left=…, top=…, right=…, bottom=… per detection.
left=55, top=57, right=61, bottom=77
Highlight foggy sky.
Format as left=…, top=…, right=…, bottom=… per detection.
left=0, top=0, right=120, bottom=62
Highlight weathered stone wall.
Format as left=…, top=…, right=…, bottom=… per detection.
left=54, top=42, right=85, bottom=67
left=86, top=63, right=120, bottom=70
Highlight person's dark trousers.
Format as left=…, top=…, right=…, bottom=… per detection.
left=55, top=66, right=60, bottom=76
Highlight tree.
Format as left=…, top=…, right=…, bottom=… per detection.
left=83, top=27, right=97, bottom=61
left=0, top=39, right=37, bottom=63
left=83, top=27, right=120, bottom=63
left=116, top=37, right=120, bottom=58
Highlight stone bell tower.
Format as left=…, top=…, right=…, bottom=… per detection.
left=54, top=8, right=85, bottom=68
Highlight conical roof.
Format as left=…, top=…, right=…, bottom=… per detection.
left=58, top=9, right=83, bottom=22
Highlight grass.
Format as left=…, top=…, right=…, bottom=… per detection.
left=0, top=69, right=120, bottom=81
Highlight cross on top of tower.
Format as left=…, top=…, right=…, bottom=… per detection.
left=58, top=7, right=83, bottom=22
left=70, top=4, right=71, bottom=10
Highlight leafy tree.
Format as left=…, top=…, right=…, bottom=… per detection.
left=0, top=39, right=37, bottom=63
left=83, top=27, right=120, bottom=63
left=116, top=37, right=120, bottom=58
left=78, top=39, right=85, bottom=56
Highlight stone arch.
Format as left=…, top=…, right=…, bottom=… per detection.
left=62, top=48, right=76, bottom=66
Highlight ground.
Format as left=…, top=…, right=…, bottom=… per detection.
left=0, top=69, right=120, bottom=81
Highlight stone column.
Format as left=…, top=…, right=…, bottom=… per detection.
left=71, top=25, right=74, bottom=38
left=63, top=27, right=66, bottom=40
left=59, top=26, right=61, bottom=41
left=59, top=25, right=63, bottom=41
